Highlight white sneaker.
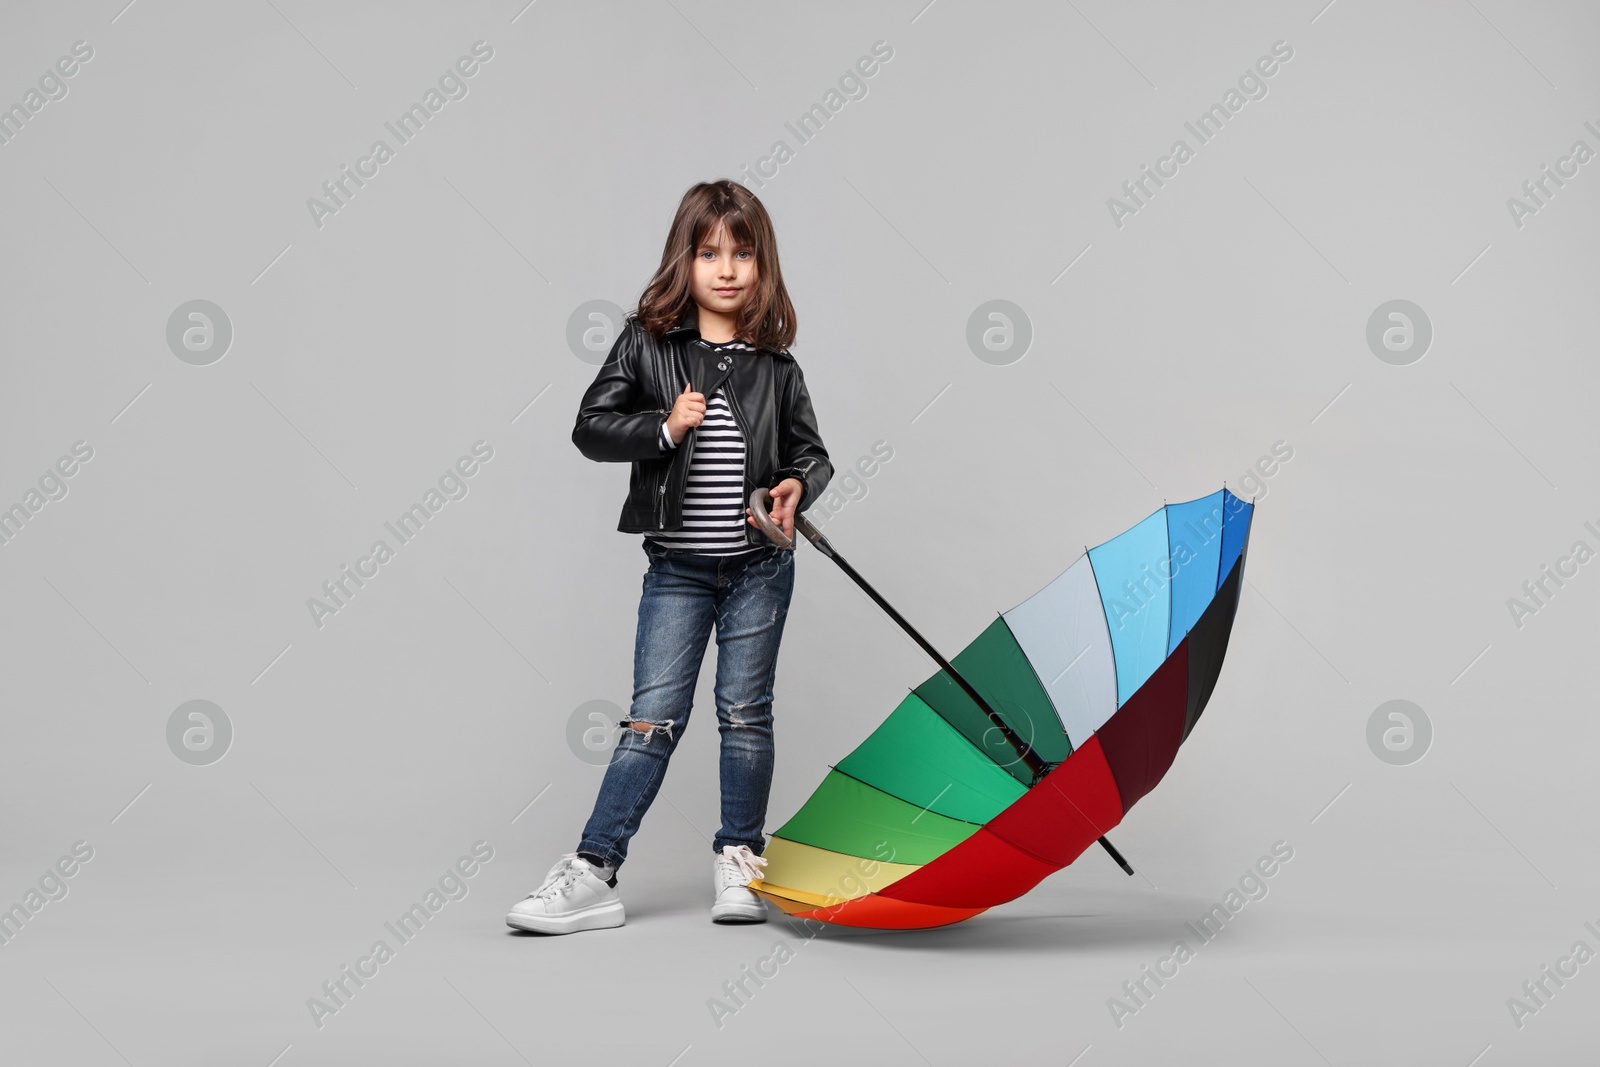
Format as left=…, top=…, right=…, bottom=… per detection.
left=506, top=853, right=624, bottom=934
left=712, top=844, right=769, bottom=923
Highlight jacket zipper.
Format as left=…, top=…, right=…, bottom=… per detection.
left=721, top=376, right=752, bottom=542
left=674, top=421, right=698, bottom=528
left=659, top=344, right=698, bottom=530
left=641, top=393, right=664, bottom=528
left=651, top=407, right=672, bottom=529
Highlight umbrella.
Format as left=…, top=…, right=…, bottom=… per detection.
left=742, top=487, right=1254, bottom=929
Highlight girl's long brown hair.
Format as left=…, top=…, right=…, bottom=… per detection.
left=635, top=180, right=797, bottom=351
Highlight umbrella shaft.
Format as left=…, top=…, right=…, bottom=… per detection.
left=810, top=536, right=1047, bottom=779
left=1097, top=835, right=1134, bottom=876
left=803, top=527, right=1136, bottom=877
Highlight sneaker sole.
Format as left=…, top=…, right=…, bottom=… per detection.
left=506, top=900, right=625, bottom=934
left=711, top=901, right=769, bottom=923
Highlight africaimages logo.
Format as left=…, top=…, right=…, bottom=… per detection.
left=305, top=441, right=493, bottom=629
left=306, top=840, right=494, bottom=1029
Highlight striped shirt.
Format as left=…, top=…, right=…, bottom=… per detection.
left=645, top=338, right=763, bottom=557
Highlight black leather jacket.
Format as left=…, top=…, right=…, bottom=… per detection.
left=572, top=306, right=833, bottom=545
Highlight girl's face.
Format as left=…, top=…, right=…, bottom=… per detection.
left=690, top=221, right=756, bottom=319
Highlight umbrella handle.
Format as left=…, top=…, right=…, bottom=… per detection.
left=748, top=487, right=825, bottom=552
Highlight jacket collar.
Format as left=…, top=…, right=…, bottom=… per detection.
left=665, top=303, right=790, bottom=358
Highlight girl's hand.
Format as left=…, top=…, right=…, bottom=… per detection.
left=748, top=478, right=804, bottom=541
left=664, top=382, right=705, bottom=445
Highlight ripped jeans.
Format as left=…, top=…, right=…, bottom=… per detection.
left=576, top=539, right=796, bottom=871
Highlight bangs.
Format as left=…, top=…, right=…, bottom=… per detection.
left=694, top=209, right=759, bottom=253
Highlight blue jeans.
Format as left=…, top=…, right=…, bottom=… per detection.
left=577, top=540, right=796, bottom=871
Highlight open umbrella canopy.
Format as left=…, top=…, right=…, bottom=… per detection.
left=748, top=489, right=1255, bottom=929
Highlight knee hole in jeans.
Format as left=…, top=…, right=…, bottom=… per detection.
left=619, top=718, right=675, bottom=743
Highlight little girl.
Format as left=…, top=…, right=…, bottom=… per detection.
left=507, top=180, right=833, bottom=934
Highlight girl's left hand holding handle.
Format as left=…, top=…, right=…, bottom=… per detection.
left=748, top=478, right=804, bottom=541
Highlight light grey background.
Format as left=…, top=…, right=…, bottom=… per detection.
left=2, top=0, right=1596, bottom=1064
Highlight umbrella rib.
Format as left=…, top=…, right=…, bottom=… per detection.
left=825, top=763, right=987, bottom=828
left=895, top=685, right=1051, bottom=792
left=1083, top=541, right=1122, bottom=711
left=1164, top=503, right=1175, bottom=659
left=997, top=612, right=1074, bottom=757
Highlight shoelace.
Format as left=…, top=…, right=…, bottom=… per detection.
left=529, top=856, right=585, bottom=901
left=718, top=845, right=767, bottom=888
